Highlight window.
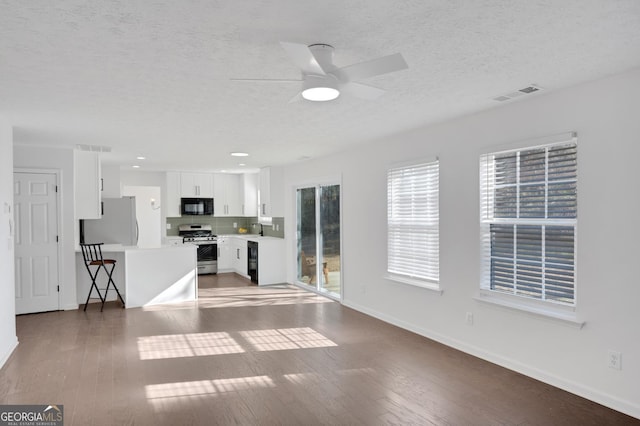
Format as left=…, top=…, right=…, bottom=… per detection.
left=480, top=135, right=577, bottom=305
left=387, top=160, right=439, bottom=288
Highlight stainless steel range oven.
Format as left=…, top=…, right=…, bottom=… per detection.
left=179, top=224, right=217, bottom=275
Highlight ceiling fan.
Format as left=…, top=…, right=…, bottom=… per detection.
left=231, top=42, right=408, bottom=102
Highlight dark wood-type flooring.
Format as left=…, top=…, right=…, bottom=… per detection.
left=1, top=273, right=637, bottom=425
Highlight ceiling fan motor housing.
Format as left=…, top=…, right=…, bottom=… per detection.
left=308, top=44, right=335, bottom=74
left=302, top=74, right=340, bottom=101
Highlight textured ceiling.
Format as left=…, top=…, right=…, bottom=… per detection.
left=2, top=1, right=640, bottom=172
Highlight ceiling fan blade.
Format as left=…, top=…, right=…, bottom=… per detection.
left=288, top=92, right=303, bottom=103
left=334, top=53, right=408, bottom=82
left=340, top=82, right=386, bottom=100
left=280, top=42, right=327, bottom=75
left=230, top=78, right=301, bottom=83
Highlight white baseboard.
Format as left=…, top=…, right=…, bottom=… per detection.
left=341, top=299, right=640, bottom=420
left=0, top=337, right=18, bottom=370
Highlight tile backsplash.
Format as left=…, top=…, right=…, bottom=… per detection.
left=166, top=216, right=284, bottom=238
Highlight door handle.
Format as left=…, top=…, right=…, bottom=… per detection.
left=236, top=248, right=240, bottom=259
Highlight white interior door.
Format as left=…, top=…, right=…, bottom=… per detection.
left=14, top=172, right=59, bottom=314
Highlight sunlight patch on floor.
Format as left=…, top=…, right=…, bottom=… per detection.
left=137, top=331, right=245, bottom=360
left=239, top=327, right=338, bottom=352
left=196, top=285, right=335, bottom=308
left=138, top=327, right=337, bottom=360
left=145, top=376, right=275, bottom=410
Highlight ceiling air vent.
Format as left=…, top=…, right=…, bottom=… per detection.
left=519, top=85, right=540, bottom=94
left=493, top=84, right=543, bottom=102
left=76, top=144, right=112, bottom=153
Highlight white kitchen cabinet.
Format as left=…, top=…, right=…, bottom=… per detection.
left=258, top=167, right=284, bottom=218
left=213, top=173, right=241, bottom=217
left=241, top=173, right=258, bottom=217
left=101, top=164, right=122, bottom=198
left=231, top=237, right=248, bottom=276
left=165, top=172, right=181, bottom=217
left=258, top=167, right=271, bottom=217
left=217, top=236, right=233, bottom=271
left=181, top=172, right=213, bottom=198
left=254, top=237, right=286, bottom=285
left=74, top=150, right=101, bottom=219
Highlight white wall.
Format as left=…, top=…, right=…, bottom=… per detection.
left=123, top=185, right=162, bottom=247
left=121, top=170, right=168, bottom=236
left=13, top=145, right=78, bottom=310
left=281, top=68, right=640, bottom=418
left=0, top=115, right=17, bottom=368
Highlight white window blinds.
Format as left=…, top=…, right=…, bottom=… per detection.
left=480, top=137, right=577, bottom=305
left=387, top=160, right=439, bottom=284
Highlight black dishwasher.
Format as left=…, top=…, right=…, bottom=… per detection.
left=247, top=241, right=258, bottom=284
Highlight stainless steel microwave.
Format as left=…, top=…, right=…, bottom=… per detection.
left=181, top=198, right=214, bottom=216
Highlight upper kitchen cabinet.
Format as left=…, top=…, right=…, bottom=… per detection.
left=241, top=173, right=258, bottom=217
left=166, top=172, right=181, bottom=217
left=259, top=167, right=284, bottom=218
left=74, top=150, right=102, bottom=219
left=180, top=172, right=213, bottom=198
left=101, top=164, right=122, bottom=198
left=213, top=173, right=241, bottom=216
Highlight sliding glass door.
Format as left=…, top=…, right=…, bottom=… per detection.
left=296, top=183, right=341, bottom=298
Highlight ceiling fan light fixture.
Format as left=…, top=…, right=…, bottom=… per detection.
left=302, top=76, right=340, bottom=102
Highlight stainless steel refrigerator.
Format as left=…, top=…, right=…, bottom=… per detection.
left=82, top=197, right=138, bottom=246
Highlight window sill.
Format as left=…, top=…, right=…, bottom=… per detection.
left=474, top=291, right=585, bottom=329
left=384, top=274, right=442, bottom=294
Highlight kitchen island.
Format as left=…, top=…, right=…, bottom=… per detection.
left=76, top=244, right=197, bottom=309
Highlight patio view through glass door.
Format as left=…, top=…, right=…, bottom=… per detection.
left=296, top=184, right=341, bottom=298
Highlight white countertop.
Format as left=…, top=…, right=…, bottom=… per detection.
left=218, top=234, right=283, bottom=242
left=78, top=244, right=196, bottom=252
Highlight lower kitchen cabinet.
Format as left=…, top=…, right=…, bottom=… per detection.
left=217, top=236, right=284, bottom=284
left=217, top=236, right=233, bottom=272
left=231, top=237, right=248, bottom=276
left=252, top=237, right=285, bottom=285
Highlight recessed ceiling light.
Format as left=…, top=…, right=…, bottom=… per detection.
left=239, top=163, right=246, bottom=166
left=231, top=152, right=249, bottom=157
left=220, top=169, right=227, bottom=173
left=132, top=165, right=140, bottom=168
left=136, top=156, right=146, bottom=160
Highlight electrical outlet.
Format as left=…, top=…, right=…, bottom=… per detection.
left=466, top=312, right=474, bottom=326
left=166, top=223, right=171, bottom=230
left=233, top=222, right=237, bottom=228
left=608, top=350, right=622, bottom=370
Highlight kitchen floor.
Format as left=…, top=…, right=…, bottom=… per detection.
left=1, top=274, right=636, bottom=425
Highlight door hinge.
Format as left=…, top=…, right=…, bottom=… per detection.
left=55, top=185, right=58, bottom=193
left=57, top=285, right=60, bottom=292
left=56, top=235, right=59, bottom=242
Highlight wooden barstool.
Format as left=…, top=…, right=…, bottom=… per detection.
left=80, top=243, right=125, bottom=311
